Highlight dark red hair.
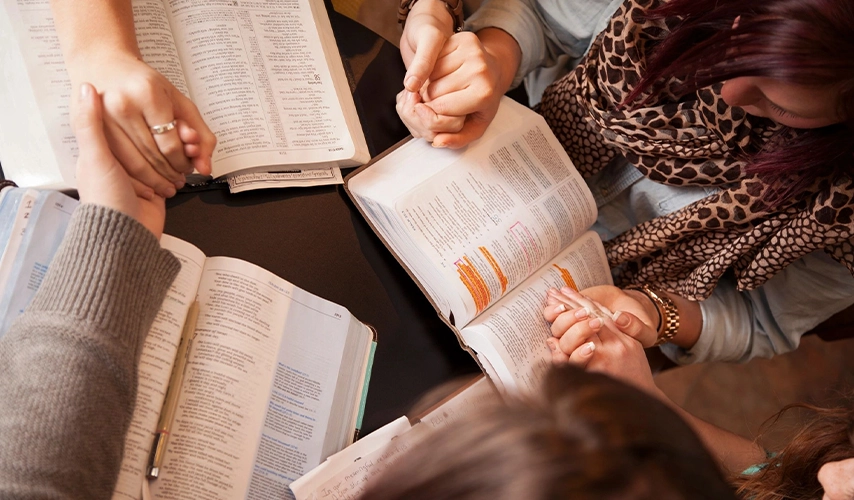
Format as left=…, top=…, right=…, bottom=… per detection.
left=627, top=0, right=854, bottom=203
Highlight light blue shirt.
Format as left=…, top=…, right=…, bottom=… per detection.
left=466, top=0, right=854, bottom=363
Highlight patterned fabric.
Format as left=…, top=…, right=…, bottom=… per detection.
left=537, top=0, right=854, bottom=300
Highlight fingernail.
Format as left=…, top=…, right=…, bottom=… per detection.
left=546, top=338, right=557, bottom=352
left=432, top=142, right=446, bottom=148
left=553, top=303, right=566, bottom=314
left=561, top=286, right=577, bottom=295
left=574, top=308, right=589, bottom=320
left=404, top=75, right=420, bottom=90
left=614, top=311, right=630, bottom=327
left=80, top=82, right=91, bottom=100
left=174, top=180, right=185, bottom=190
left=588, top=318, right=602, bottom=330
left=580, top=341, right=596, bottom=356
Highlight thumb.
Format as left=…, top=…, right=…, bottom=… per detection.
left=73, top=83, right=112, bottom=161
left=612, top=311, right=658, bottom=348
left=403, top=29, right=446, bottom=92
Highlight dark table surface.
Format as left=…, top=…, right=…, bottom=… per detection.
left=163, top=7, right=480, bottom=434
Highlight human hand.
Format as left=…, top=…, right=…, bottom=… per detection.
left=818, top=458, right=854, bottom=500
left=400, top=0, right=457, bottom=93
left=74, top=82, right=166, bottom=238
left=545, top=286, right=659, bottom=348
left=67, top=51, right=216, bottom=198
left=542, top=290, right=657, bottom=395
left=397, top=29, right=509, bottom=148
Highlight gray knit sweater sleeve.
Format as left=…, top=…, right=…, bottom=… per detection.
left=0, top=204, right=181, bottom=499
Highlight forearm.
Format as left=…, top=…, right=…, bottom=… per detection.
left=649, top=388, right=766, bottom=476
left=624, top=288, right=702, bottom=349
left=0, top=205, right=180, bottom=499
left=50, top=0, right=140, bottom=73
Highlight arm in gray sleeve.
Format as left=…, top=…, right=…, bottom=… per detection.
left=466, top=0, right=623, bottom=90
left=0, top=204, right=180, bottom=499
left=661, top=250, right=854, bottom=365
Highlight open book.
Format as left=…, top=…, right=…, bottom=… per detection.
left=290, top=376, right=496, bottom=500
left=0, top=190, right=376, bottom=500
left=345, top=97, right=611, bottom=393
left=0, top=0, right=369, bottom=190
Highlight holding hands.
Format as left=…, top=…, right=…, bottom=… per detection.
left=542, top=286, right=661, bottom=395
left=74, top=82, right=166, bottom=239
left=398, top=0, right=521, bottom=148
left=67, top=52, right=216, bottom=198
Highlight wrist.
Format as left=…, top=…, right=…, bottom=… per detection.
left=403, top=0, right=460, bottom=34
left=624, top=288, right=660, bottom=348
left=477, top=28, right=520, bottom=95
left=65, top=48, right=142, bottom=84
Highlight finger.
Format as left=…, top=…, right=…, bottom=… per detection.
left=404, top=29, right=447, bottom=92
left=567, top=340, right=597, bottom=367
left=414, top=103, right=466, bottom=134
left=546, top=338, right=570, bottom=364
left=177, top=120, right=199, bottom=143
left=423, top=87, right=496, bottom=118
left=547, top=288, right=587, bottom=310
left=150, top=120, right=194, bottom=176
left=612, top=310, right=657, bottom=347
left=396, top=90, right=436, bottom=141
left=558, top=316, right=603, bottom=355
left=72, top=83, right=111, bottom=159
left=130, top=177, right=155, bottom=200
left=103, top=88, right=187, bottom=185
left=184, top=143, right=201, bottom=158
left=548, top=306, right=590, bottom=336
left=431, top=112, right=493, bottom=149
left=171, top=91, right=215, bottom=175
left=103, top=122, right=177, bottom=198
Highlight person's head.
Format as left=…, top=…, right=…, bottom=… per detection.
left=628, top=0, right=854, bottom=129
left=626, top=0, right=854, bottom=200
left=735, top=401, right=854, bottom=500
left=359, top=366, right=735, bottom=500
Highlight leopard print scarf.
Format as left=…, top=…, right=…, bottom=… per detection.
left=538, top=0, right=854, bottom=300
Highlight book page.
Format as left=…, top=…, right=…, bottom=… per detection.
left=244, top=286, right=361, bottom=499
left=460, top=231, right=612, bottom=394
left=112, top=236, right=206, bottom=500
left=0, top=191, right=78, bottom=335
left=0, top=189, right=39, bottom=297
left=164, top=0, right=366, bottom=177
left=290, top=377, right=497, bottom=500
left=400, top=115, right=596, bottom=326
left=150, top=257, right=357, bottom=500
left=0, top=0, right=190, bottom=189
left=348, top=99, right=597, bottom=327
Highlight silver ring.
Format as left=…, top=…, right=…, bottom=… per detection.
left=149, top=120, right=177, bottom=135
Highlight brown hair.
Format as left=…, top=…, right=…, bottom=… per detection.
left=358, top=366, right=735, bottom=500
left=735, top=402, right=854, bottom=500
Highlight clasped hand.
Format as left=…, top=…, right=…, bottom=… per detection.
left=68, top=51, right=216, bottom=199
left=541, top=286, right=660, bottom=395
left=398, top=0, right=509, bottom=148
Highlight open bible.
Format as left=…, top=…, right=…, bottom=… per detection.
left=0, top=193, right=376, bottom=500
left=0, top=0, right=368, bottom=190
left=113, top=235, right=376, bottom=500
left=345, top=97, right=611, bottom=393
left=290, top=376, right=496, bottom=500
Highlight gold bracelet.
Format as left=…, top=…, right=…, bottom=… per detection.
left=626, top=284, right=679, bottom=346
